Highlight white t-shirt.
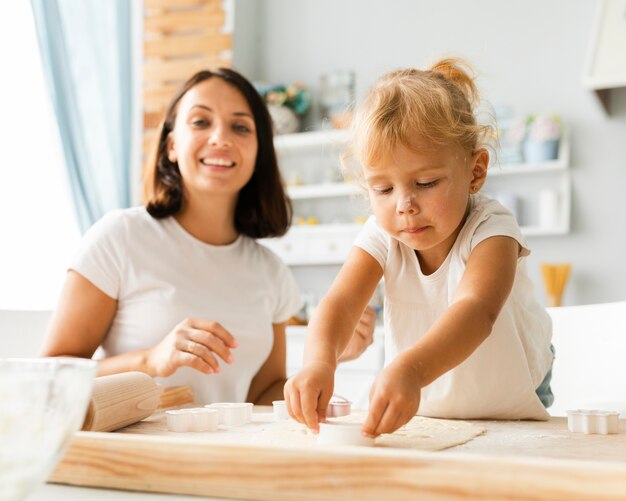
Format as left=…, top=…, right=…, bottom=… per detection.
left=355, top=194, right=553, bottom=420
left=71, top=207, right=302, bottom=404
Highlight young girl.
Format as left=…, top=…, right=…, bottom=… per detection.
left=40, top=68, right=373, bottom=405
left=284, top=58, right=554, bottom=437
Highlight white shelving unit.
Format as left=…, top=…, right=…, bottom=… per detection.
left=288, top=182, right=358, bottom=200
left=261, top=128, right=572, bottom=266
left=484, top=129, right=571, bottom=237
left=261, top=129, right=365, bottom=266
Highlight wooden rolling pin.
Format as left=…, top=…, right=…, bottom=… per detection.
left=82, top=372, right=163, bottom=432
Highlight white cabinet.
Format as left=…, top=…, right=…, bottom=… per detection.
left=583, top=0, right=626, bottom=114
left=261, top=128, right=571, bottom=266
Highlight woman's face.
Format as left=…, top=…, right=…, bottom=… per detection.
left=168, top=78, right=258, bottom=202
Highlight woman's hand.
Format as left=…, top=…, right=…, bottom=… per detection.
left=144, top=318, right=238, bottom=377
left=284, top=361, right=335, bottom=433
left=338, top=305, right=376, bottom=363
left=362, top=356, right=422, bottom=437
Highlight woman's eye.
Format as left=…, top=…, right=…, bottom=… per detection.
left=233, top=123, right=252, bottom=133
left=373, top=187, right=393, bottom=195
left=191, top=119, right=209, bottom=127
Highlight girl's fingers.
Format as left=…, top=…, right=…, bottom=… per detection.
left=287, top=388, right=304, bottom=424
left=300, top=387, right=322, bottom=433
left=371, top=405, right=400, bottom=437
left=363, top=395, right=389, bottom=438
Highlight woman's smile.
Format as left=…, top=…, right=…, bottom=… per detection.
left=199, top=156, right=236, bottom=168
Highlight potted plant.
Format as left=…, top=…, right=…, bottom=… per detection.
left=523, top=114, right=561, bottom=163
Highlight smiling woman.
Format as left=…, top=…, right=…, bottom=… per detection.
left=38, top=66, right=374, bottom=408
left=0, top=2, right=80, bottom=310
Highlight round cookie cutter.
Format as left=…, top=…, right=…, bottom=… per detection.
left=317, top=421, right=374, bottom=447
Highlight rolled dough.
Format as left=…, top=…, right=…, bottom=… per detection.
left=258, top=410, right=485, bottom=451
left=123, top=409, right=485, bottom=451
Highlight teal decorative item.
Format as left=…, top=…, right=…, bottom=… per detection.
left=523, top=138, right=559, bottom=163
left=523, top=114, right=561, bottom=163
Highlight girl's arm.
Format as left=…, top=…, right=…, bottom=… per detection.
left=40, top=271, right=237, bottom=377
left=364, top=235, right=519, bottom=436
left=246, top=323, right=287, bottom=405
left=338, top=305, right=377, bottom=363
left=285, top=247, right=383, bottom=431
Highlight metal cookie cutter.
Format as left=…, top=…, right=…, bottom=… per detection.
left=326, top=394, right=352, bottom=418
left=165, top=408, right=219, bottom=432
left=205, top=402, right=253, bottom=426
left=317, top=421, right=374, bottom=447
left=567, top=409, right=620, bottom=434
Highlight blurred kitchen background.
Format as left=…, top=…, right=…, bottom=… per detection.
left=1, top=0, right=625, bottom=314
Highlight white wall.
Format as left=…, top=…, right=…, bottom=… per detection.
left=234, top=0, right=626, bottom=306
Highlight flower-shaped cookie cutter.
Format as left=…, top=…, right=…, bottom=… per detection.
left=205, top=402, right=253, bottom=426
left=165, top=408, right=219, bottom=432
left=566, top=409, right=620, bottom=435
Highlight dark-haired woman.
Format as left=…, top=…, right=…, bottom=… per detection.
left=41, top=69, right=373, bottom=405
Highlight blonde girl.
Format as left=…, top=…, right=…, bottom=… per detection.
left=284, top=58, right=554, bottom=437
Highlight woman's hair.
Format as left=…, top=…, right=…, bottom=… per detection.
left=344, top=57, right=495, bottom=183
left=142, top=68, right=292, bottom=239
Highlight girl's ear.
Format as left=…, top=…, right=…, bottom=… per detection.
left=167, top=134, right=177, bottom=163
left=469, top=148, right=489, bottom=192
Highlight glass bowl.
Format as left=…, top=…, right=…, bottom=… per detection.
left=0, top=357, right=97, bottom=501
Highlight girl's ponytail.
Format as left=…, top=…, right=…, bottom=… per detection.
left=429, top=58, right=480, bottom=108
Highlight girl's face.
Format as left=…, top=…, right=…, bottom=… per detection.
left=168, top=78, right=258, bottom=201
left=364, top=140, right=487, bottom=273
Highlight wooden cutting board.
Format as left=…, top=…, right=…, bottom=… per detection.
left=50, top=411, right=626, bottom=500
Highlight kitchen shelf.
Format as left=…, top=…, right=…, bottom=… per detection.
left=490, top=131, right=570, bottom=176
left=287, top=182, right=359, bottom=200
left=274, top=129, right=349, bottom=153
left=267, top=128, right=571, bottom=266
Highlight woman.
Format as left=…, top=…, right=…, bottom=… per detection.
left=41, top=68, right=373, bottom=405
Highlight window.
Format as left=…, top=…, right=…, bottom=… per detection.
left=0, top=2, right=80, bottom=310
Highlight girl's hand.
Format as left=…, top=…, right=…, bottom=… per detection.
left=284, top=361, right=335, bottom=433
left=338, top=306, right=376, bottom=363
left=363, top=358, right=422, bottom=437
left=145, top=318, right=238, bottom=377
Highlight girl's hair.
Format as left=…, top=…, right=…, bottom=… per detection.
left=142, top=68, right=292, bottom=239
left=344, top=57, right=495, bottom=182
